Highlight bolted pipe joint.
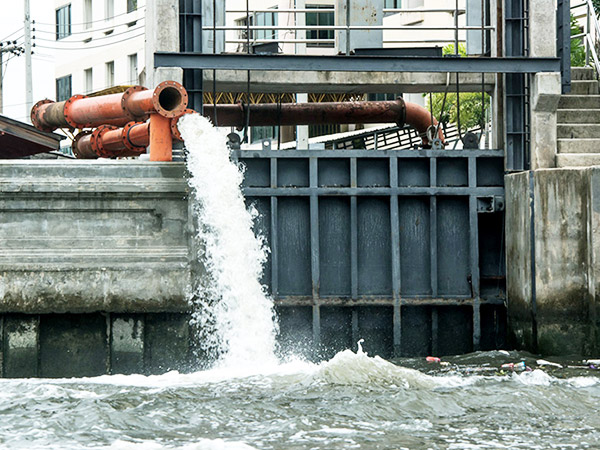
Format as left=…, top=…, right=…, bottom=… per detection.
left=30, top=81, right=189, bottom=132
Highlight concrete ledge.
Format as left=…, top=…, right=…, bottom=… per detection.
left=0, top=161, right=193, bottom=314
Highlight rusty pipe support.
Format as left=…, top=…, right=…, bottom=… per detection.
left=149, top=114, right=173, bottom=161
left=31, top=81, right=188, bottom=132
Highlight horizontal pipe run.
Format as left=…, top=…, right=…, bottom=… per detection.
left=74, top=122, right=149, bottom=159
left=72, top=98, right=447, bottom=158
left=31, top=81, right=188, bottom=132
left=203, top=99, right=407, bottom=128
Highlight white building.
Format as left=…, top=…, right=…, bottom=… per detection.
left=51, top=0, right=146, bottom=100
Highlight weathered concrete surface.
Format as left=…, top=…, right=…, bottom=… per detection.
left=145, top=0, right=182, bottom=87
left=530, top=72, right=561, bottom=170
left=506, top=168, right=600, bottom=355
left=0, top=161, right=191, bottom=314
left=0, top=312, right=192, bottom=377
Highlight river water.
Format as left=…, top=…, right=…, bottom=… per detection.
left=0, top=349, right=599, bottom=449
left=2, top=117, right=599, bottom=449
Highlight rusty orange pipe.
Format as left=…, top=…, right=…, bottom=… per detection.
left=202, top=99, right=445, bottom=146
left=404, top=102, right=446, bottom=146
left=72, top=112, right=194, bottom=159
left=73, top=122, right=150, bottom=159
left=149, top=114, right=173, bottom=161
left=31, top=81, right=188, bottom=132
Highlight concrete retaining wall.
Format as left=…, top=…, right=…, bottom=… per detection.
left=506, top=168, right=600, bottom=355
left=0, top=161, right=196, bottom=377
left=0, top=161, right=191, bottom=314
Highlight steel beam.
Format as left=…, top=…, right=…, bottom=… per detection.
left=155, top=52, right=560, bottom=74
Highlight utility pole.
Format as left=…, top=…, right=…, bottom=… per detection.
left=0, top=41, right=25, bottom=115
left=24, top=0, right=33, bottom=119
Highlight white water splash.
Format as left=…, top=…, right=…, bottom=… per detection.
left=179, top=114, right=277, bottom=368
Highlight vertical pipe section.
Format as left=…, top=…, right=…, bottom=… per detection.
left=149, top=114, right=173, bottom=161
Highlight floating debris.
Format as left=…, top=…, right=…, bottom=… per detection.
left=536, top=359, right=563, bottom=369
left=501, top=361, right=527, bottom=371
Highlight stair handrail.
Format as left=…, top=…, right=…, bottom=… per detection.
left=572, top=0, right=600, bottom=79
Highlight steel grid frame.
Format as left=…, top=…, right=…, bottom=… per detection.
left=233, top=148, right=506, bottom=357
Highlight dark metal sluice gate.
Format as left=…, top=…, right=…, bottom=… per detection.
left=234, top=149, right=507, bottom=359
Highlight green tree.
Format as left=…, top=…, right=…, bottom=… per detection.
left=426, top=44, right=489, bottom=133
left=571, top=14, right=586, bottom=67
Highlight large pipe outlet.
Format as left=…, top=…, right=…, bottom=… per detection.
left=31, top=81, right=188, bottom=132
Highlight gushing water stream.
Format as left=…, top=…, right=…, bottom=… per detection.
left=178, top=114, right=277, bottom=368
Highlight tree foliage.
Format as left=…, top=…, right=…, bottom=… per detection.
left=571, top=14, right=586, bottom=67
left=426, top=44, right=490, bottom=133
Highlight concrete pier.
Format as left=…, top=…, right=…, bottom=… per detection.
left=506, top=168, right=600, bottom=355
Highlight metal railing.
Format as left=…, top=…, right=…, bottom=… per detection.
left=572, top=0, right=600, bottom=77
left=210, top=2, right=494, bottom=56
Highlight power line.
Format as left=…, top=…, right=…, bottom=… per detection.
left=34, top=18, right=145, bottom=36
left=34, top=6, right=145, bottom=27
left=0, top=27, right=24, bottom=42
left=36, top=33, right=145, bottom=51
left=35, top=24, right=144, bottom=44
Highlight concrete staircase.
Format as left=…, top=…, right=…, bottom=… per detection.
left=557, top=67, right=600, bottom=167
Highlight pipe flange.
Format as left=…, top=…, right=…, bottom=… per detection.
left=122, top=121, right=147, bottom=153
left=395, top=97, right=407, bottom=127
left=63, top=94, right=89, bottom=129
left=30, top=99, right=55, bottom=132
left=72, top=130, right=96, bottom=159
left=170, top=109, right=196, bottom=141
left=152, top=80, right=189, bottom=118
left=121, top=85, right=149, bottom=122
left=90, top=125, right=119, bottom=158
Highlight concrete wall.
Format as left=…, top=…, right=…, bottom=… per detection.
left=506, top=168, right=599, bottom=355
left=0, top=160, right=195, bottom=377
left=0, top=161, right=191, bottom=314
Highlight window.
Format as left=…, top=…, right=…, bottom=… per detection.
left=128, top=53, right=138, bottom=84
left=384, top=0, right=402, bottom=7
left=368, top=93, right=401, bottom=101
left=237, top=8, right=278, bottom=42
left=127, top=0, right=137, bottom=13
left=105, top=61, right=114, bottom=87
left=56, top=75, right=72, bottom=101
left=306, top=5, right=334, bottom=47
left=255, top=8, right=278, bottom=41
left=84, top=0, right=92, bottom=29
left=105, top=0, right=114, bottom=20
left=84, top=68, right=93, bottom=93
left=251, top=126, right=278, bottom=144
left=55, top=4, right=71, bottom=40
